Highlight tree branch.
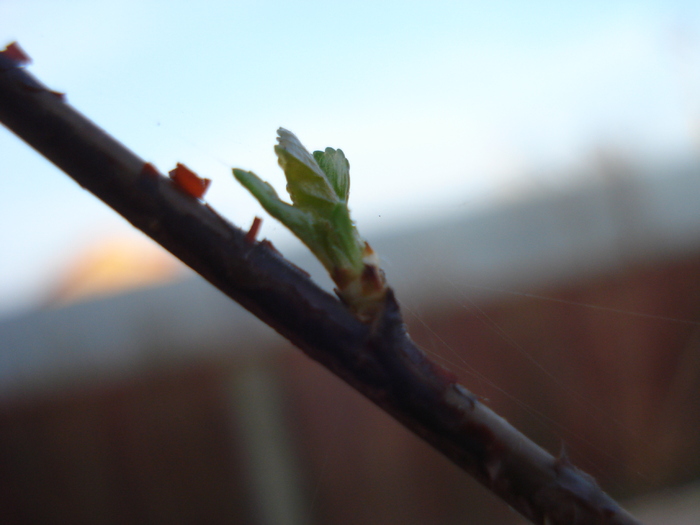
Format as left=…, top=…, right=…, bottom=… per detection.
left=0, top=47, right=643, bottom=525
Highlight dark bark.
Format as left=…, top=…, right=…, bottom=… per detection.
left=0, top=48, right=643, bottom=525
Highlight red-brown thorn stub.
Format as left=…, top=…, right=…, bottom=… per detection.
left=169, top=163, right=211, bottom=199
left=1, top=42, right=31, bottom=65
left=259, top=239, right=281, bottom=256
left=245, top=216, right=263, bottom=243
left=140, top=162, right=160, bottom=178
left=48, top=90, right=66, bottom=101
left=18, top=81, right=66, bottom=99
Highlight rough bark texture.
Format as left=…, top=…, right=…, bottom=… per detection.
left=0, top=48, right=643, bottom=524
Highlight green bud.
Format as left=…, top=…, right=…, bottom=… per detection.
left=233, top=128, right=386, bottom=321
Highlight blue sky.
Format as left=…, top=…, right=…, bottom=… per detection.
left=1, top=1, right=699, bottom=316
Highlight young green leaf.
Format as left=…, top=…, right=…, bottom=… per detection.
left=313, top=147, right=350, bottom=202
left=233, top=128, right=386, bottom=321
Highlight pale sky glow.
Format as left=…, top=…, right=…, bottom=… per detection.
left=1, top=1, right=700, bottom=315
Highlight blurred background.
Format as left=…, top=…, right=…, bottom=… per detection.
left=2, top=1, right=700, bottom=523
